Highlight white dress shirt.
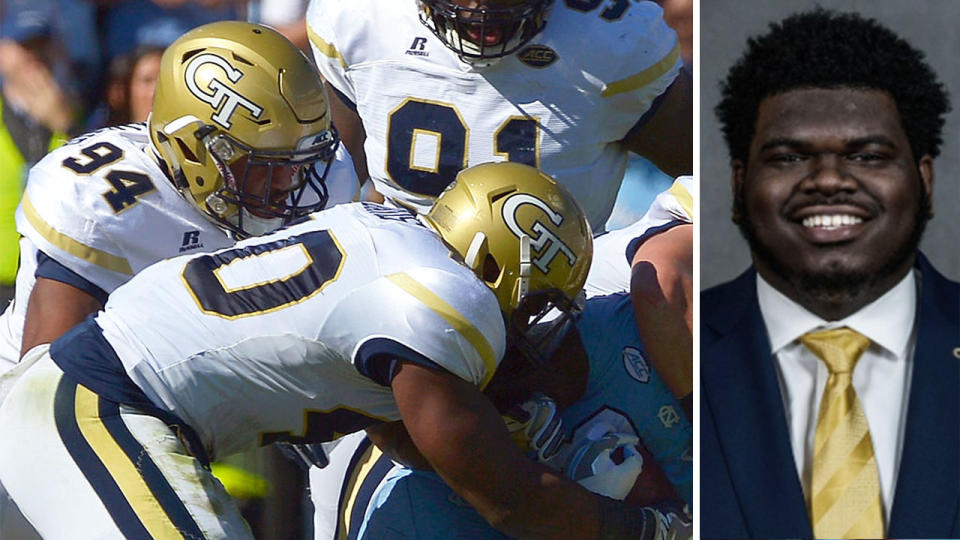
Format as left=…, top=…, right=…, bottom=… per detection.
left=757, top=270, right=918, bottom=523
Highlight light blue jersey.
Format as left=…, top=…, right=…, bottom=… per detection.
left=311, top=293, right=692, bottom=539
left=567, top=292, right=693, bottom=504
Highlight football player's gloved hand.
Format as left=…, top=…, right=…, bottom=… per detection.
left=652, top=500, right=692, bottom=540
left=503, top=392, right=564, bottom=462
left=276, top=442, right=329, bottom=469
left=564, top=428, right=644, bottom=500
left=598, top=497, right=691, bottom=540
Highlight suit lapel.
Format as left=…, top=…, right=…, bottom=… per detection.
left=888, top=256, right=960, bottom=538
left=702, top=270, right=813, bottom=537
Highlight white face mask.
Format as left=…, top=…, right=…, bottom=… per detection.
left=236, top=208, right=284, bottom=236
left=441, top=24, right=517, bottom=68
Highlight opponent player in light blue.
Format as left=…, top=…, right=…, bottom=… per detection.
left=312, top=291, right=692, bottom=539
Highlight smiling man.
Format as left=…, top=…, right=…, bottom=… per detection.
left=700, top=10, right=959, bottom=539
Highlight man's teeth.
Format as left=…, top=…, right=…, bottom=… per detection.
left=801, top=214, right=863, bottom=228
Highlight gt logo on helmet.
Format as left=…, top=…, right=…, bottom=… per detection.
left=502, top=193, right=577, bottom=274
left=185, top=53, right=264, bottom=129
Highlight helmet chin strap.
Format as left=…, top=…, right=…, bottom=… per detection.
left=444, top=25, right=512, bottom=68
left=234, top=208, right=284, bottom=236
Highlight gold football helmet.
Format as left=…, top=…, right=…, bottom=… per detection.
left=422, top=162, right=592, bottom=365
left=148, top=21, right=339, bottom=237
left=417, top=0, right=553, bottom=66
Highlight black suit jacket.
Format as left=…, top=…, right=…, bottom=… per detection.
left=701, top=253, right=960, bottom=539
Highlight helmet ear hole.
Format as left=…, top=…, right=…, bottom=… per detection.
left=176, top=138, right=200, bottom=164
left=482, top=253, right=501, bottom=284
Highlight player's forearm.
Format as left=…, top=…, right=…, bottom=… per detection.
left=365, top=421, right=433, bottom=470
left=624, top=69, right=693, bottom=176
left=422, top=392, right=664, bottom=539
left=463, top=458, right=603, bottom=539
left=417, top=392, right=602, bottom=537
left=366, top=421, right=601, bottom=537
left=394, top=362, right=601, bottom=538
left=630, top=225, right=693, bottom=399
left=324, top=81, right=370, bottom=184
left=631, top=262, right=692, bottom=397
left=489, top=480, right=678, bottom=540
left=21, top=278, right=103, bottom=357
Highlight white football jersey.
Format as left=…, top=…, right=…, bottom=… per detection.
left=585, top=175, right=694, bottom=297
left=0, top=123, right=358, bottom=373
left=83, top=202, right=504, bottom=458
left=307, top=0, right=681, bottom=230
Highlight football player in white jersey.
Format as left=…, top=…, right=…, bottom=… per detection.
left=305, top=0, right=691, bottom=232
left=0, top=22, right=355, bottom=536
left=586, top=176, right=695, bottom=298
left=0, top=162, right=678, bottom=538
left=0, top=21, right=358, bottom=377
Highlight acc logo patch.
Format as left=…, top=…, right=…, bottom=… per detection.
left=622, top=346, right=650, bottom=383
left=184, top=53, right=263, bottom=129
left=518, top=45, right=558, bottom=68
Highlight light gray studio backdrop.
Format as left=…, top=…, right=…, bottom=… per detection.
left=701, top=0, right=960, bottom=288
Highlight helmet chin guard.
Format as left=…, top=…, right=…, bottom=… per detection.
left=197, top=125, right=336, bottom=238
left=417, top=0, right=554, bottom=66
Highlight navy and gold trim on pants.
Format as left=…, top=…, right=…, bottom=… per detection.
left=53, top=376, right=204, bottom=539
left=335, top=437, right=396, bottom=540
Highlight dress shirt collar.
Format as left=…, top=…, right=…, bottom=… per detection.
left=757, top=269, right=917, bottom=358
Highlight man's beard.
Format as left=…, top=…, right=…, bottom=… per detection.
left=734, top=186, right=930, bottom=305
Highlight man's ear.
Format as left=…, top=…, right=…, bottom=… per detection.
left=731, top=159, right=745, bottom=224
left=917, top=154, right=935, bottom=218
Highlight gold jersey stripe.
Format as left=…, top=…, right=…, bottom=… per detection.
left=307, top=25, right=348, bottom=68
left=74, top=385, right=184, bottom=539
left=386, top=272, right=497, bottom=389
left=668, top=178, right=695, bottom=221
left=602, top=43, right=681, bottom=98
left=339, top=443, right=382, bottom=540
left=21, top=193, right=133, bottom=275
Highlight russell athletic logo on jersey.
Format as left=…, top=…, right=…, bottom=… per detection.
left=179, top=230, right=204, bottom=253
left=502, top=193, right=577, bottom=274
left=406, top=37, right=429, bottom=57
left=185, top=53, right=264, bottom=129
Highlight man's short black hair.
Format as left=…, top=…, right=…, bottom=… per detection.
left=716, top=9, right=950, bottom=164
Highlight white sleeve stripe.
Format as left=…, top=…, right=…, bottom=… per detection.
left=385, top=272, right=497, bottom=389
left=307, top=25, right=347, bottom=68
left=667, top=179, right=695, bottom=221
left=601, top=43, right=681, bottom=98
left=21, top=193, right=133, bottom=275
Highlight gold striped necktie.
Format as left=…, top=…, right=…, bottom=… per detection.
left=800, top=327, right=884, bottom=539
